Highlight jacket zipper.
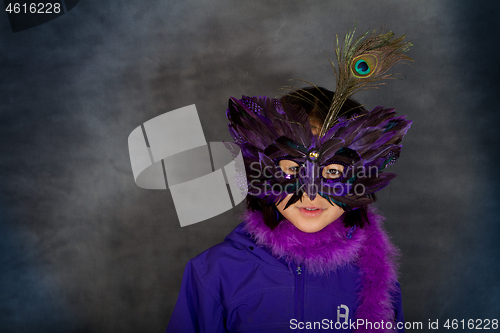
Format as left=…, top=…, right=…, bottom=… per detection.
left=294, top=263, right=304, bottom=331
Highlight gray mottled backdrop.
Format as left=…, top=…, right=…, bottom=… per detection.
left=1, top=1, right=499, bottom=332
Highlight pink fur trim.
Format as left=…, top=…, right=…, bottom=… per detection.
left=353, top=208, right=400, bottom=333
left=243, top=210, right=366, bottom=275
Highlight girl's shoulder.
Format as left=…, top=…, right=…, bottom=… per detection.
left=189, top=222, right=292, bottom=287
left=190, top=221, right=289, bottom=275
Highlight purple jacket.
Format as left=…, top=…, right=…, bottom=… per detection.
left=166, top=222, right=404, bottom=332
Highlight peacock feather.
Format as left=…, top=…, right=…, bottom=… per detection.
left=319, top=28, right=413, bottom=137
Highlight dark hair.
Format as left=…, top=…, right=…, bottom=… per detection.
left=282, top=86, right=366, bottom=125
left=246, top=86, right=374, bottom=229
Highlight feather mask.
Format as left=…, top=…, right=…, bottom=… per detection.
left=226, top=28, right=412, bottom=210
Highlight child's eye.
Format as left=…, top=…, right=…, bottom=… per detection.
left=279, top=160, right=300, bottom=176
left=322, top=164, right=345, bottom=179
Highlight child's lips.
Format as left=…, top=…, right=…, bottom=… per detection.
left=298, top=206, right=325, bottom=217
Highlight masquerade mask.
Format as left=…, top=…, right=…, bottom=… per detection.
left=226, top=29, right=413, bottom=210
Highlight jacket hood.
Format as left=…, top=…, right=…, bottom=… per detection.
left=224, top=220, right=293, bottom=270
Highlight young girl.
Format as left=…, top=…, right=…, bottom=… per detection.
left=166, top=29, right=412, bottom=333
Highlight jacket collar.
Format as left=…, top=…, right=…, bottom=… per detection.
left=240, top=210, right=366, bottom=275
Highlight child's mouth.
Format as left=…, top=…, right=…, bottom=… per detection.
left=299, top=207, right=324, bottom=217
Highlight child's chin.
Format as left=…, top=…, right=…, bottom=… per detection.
left=290, top=219, right=332, bottom=233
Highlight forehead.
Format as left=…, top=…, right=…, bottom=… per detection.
left=309, top=117, right=322, bottom=136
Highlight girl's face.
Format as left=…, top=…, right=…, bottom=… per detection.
left=274, top=116, right=344, bottom=233
left=275, top=193, right=344, bottom=233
